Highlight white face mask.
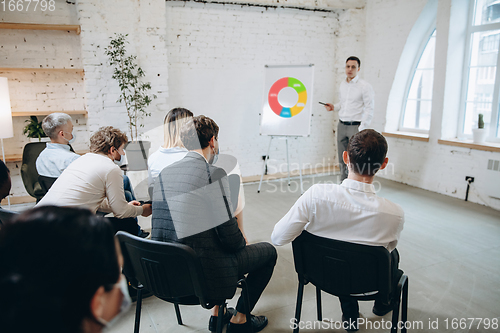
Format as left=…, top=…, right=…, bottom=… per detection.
left=114, top=151, right=126, bottom=166
left=96, top=276, right=132, bottom=329
left=63, top=131, right=76, bottom=144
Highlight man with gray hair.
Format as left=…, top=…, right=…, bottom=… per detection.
left=36, top=113, right=79, bottom=177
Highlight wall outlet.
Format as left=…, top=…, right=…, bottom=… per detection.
left=465, top=176, right=474, bottom=183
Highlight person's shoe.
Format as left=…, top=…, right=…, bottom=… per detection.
left=138, top=230, right=150, bottom=238
left=342, top=314, right=359, bottom=332
left=372, top=301, right=393, bottom=316
left=226, top=315, right=268, bottom=333
left=208, top=307, right=236, bottom=332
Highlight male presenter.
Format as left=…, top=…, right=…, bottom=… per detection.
left=324, top=56, right=374, bottom=182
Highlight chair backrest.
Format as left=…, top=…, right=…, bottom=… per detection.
left=38, top=175, right=58, bottom=193
left=292, top=231, right=392, bottom=301
left=0, top=208, right=19, bottom=225
left=227, top=174, right=240, bottom=212
left=20, top=142, right=47, bottom=200
left=115, top=231, right=212, bottom=308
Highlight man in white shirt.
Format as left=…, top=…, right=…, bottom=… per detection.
left=38, top=126, right=152, bottom=235
left=271, top=129, right=404, bottom=331
left=36, top=113, right=80, bottom=177
left=324, top=56, right=375, bottom=182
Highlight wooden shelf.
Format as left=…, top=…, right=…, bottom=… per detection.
left=3, top=150, right=89, bottom=163
left=438, top=139, right=500, bottom=153
left=0, top=68, right=84, bottom=75
left=382, top=131, right=429, bottom=142
left=0, top=22, right=81, bottom=35
left=12, top=110, right=87, bottom=117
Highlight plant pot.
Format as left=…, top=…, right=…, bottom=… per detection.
left=124, top=141, right=151, bottom=171
left=29, top=137, right=50, bottom=143
left=472, top=128, right=487, bottom=143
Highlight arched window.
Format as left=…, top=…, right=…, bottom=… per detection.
left=460, top=0, right=500, bottom=141
left=400, top=30, right=436, bottom=132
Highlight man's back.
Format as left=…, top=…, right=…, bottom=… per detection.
left=152, top=151, right=246, bottom=299
left=271, top=179, right=404, bottom=251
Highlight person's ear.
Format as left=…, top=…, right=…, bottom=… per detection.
left=380, top=157, right=389, bottom=170
left=90, top=286, right=106, bottom=321
left=342, top=151, right=349, bottom=165
left=209, top=136, right=216, bottom=149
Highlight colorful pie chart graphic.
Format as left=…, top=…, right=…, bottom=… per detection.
left=268, top=77, right=307, bottom=118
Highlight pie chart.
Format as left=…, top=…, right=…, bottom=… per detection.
left=268, top=77, right=307, bottom=118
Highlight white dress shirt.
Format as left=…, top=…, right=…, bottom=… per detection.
left=37, top=153, right=143, bottom=218
left=334, top=76, right=375, bottom=131
left=271, top=179, right=404, bottom=252
left=36, top=143, right=80, bottom=177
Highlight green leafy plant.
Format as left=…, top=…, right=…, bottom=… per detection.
left=478, top=113, right=484, bottom=129
left=105, top=33, right=157, bottom=142
left=23, top=116, right=47, bottom=140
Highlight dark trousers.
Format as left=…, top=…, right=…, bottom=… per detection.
left=339, top=249, right=401, bottom=319
left=336, top=122, right=360, bottom=183
left=234, top=242, right=277, bottom=314
left=107, top=216, right=139, bottom=236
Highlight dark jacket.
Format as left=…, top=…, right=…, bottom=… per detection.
left=151, top=152, right=246, bottom=300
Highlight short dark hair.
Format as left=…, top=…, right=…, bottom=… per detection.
left=180, top=115, right=219, bottom=150
left=90, top=126, right=128, bottom=154
left=347, top=129, right=388, bottom=176
left=0, top=206, right=120, bottom=333
left=346, top=56, right=361, bottom=67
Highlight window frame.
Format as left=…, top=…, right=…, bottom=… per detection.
left=399, top=26, right=437, bottom=134
left=458, top=0, right=500, bottom=142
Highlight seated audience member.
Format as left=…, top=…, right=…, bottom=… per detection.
left=37, top=113, right=136, bottom=202
left=0, top=159, right=10, bottom=203
left=37, top=126, right=152, bottom=235
left=148, top=107, right=248, bottom=241
left=271, top=129, right=405, bottom=331
left=152, top=116, right=276, bottom=333
left=36, top=113, right=80, bottom=177
left=0, top=206, right=130, bottom=333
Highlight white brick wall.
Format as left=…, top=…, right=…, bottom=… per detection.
left=165, top=2, right=364, bottom=177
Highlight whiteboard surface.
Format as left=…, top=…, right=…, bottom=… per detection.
left=260, top=65, right=314, bottom=136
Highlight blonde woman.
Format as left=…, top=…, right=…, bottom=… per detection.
left=148, top=108, right=248, bottom=243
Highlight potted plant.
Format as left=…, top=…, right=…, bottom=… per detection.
left=472, top=113, right=487, bottom=143
left=105, top=33, right=157, bottom=170
left=23, top=116, right=49, bottom=142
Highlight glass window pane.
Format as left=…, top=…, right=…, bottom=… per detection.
left=464, top=101, right=492, bottom=134
left=474, top=0, right=500, bottom=25
left=402, top=30, right=435, bottom=131
left=403, top=100, right=432, bottom=130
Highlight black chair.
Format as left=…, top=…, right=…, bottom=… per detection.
left=20, top=142, right=47, bottom=202
left=116, top=231, right=252, bottom=333
left=292, top=231, right=408, bottom=333
left=0, top=208, right=19, bottom=225
left=38, top=175, right=58, bottom=193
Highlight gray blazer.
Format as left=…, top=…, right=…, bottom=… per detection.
left=151, top=152, right=246, bottom=300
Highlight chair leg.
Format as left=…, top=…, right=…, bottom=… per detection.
left=238, top=278, right=253, bottom=333
left=134, top=289, right=143, bottom=333
left=293, top=281, right=305, bottom=333
left=316, top=287, right=322, bottom=321
left=174, top=303, right=183, bottom=325
left=217, top=302, right=226, bottom=333
left=401, top=278, right=409, bottom=333
left=390, top=299, right=400, bottom=333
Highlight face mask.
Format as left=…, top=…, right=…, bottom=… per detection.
left=96, top=276, right=132, bottom=329
left=114, top=151, right=126, bottom=166
left=63, top=131, right=76, bottom=144
left=211, top=144, right=220, bottom=165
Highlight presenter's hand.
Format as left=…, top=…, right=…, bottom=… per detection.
left=324, top=103, right=334, bottom=111
left=129, top=200, right=141, bottom=206
left=141, top=204, right=152, bottom=217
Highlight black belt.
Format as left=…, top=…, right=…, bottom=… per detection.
left=340, top=120, right=361, bottom=126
